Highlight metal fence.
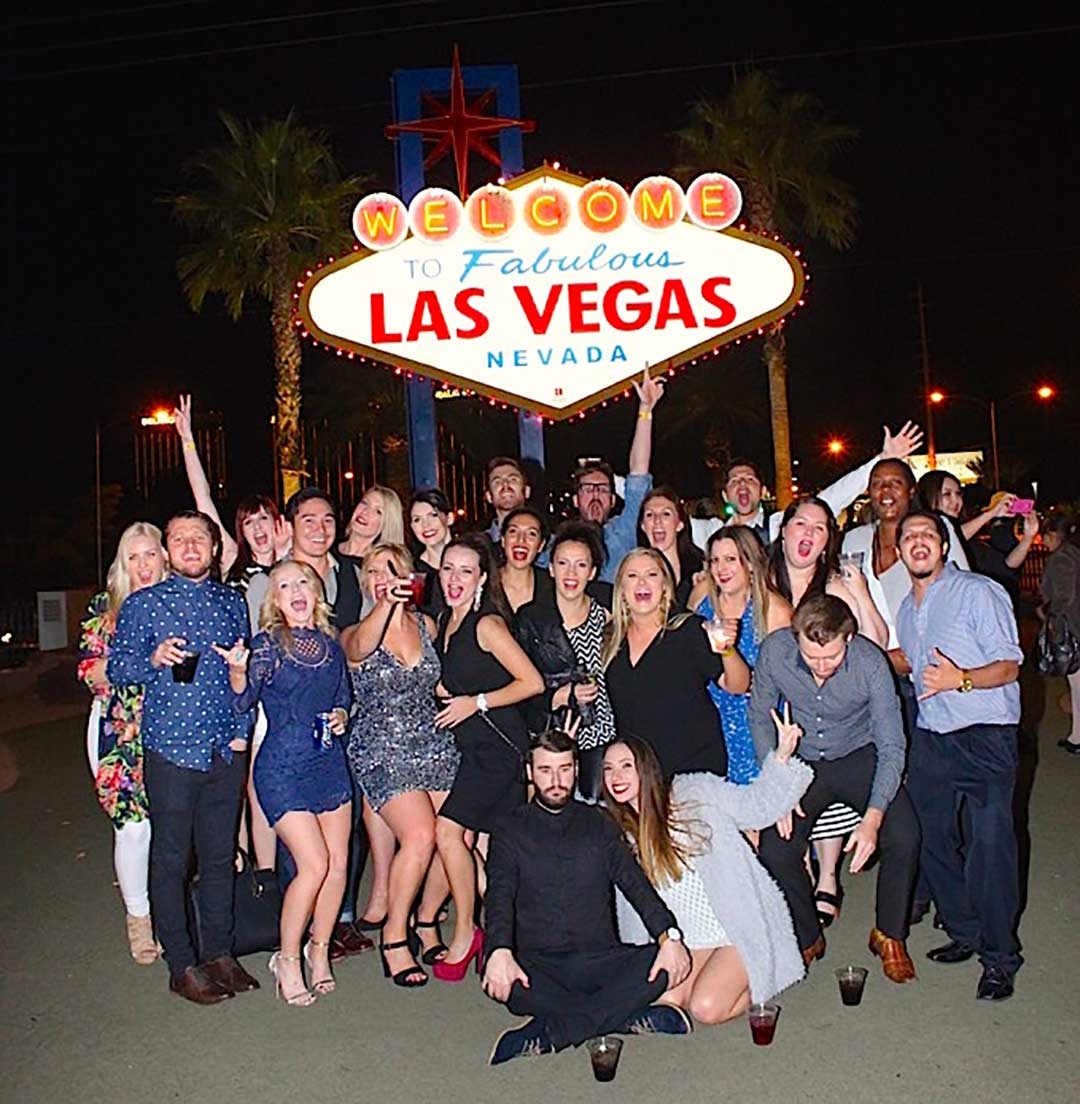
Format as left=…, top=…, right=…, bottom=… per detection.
left=0, top=598, right=37, bottom=646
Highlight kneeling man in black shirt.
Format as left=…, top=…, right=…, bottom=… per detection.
left=483, top=725, right=692, bottom=1065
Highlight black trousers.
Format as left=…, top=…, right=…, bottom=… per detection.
left=907, top=724, right=1022, bottom=973
left=144, top=748, right=246, bottom=978
left=509, top=945, right=667, bottom=1050
left=758, top=744, right=920, bottom=950
left=576, top=746, right=607, bottom=804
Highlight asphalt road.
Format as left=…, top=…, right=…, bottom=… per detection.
left=1, top=667, right=1077, bottom=1104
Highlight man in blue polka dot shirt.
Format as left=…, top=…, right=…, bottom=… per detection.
left=109, top=510, right=259, bottom=1005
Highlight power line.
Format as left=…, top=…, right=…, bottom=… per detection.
left=6, top=0, right=657, bottom=80
left=6, top=0, right=216, bottom=31
left=6, top=0, right=458, bottom=57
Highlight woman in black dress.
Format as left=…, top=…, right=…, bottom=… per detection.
left=603, top=548, right=748, bottom=778
left=499, top=506, right=552, bottom=614
left=432, top=533, right=544, bottom=981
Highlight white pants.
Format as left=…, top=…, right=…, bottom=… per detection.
left=86, top=702, right=152, bottom=917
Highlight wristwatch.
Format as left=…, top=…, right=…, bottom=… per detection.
left=476, top=693, right=490, bottom=713
left=957, top=670, right=974, bottom=693
left=658, top=926, right=683, bottom=946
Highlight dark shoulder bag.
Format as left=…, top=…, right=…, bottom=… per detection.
left=1035, top=613, right=1080, bottom=677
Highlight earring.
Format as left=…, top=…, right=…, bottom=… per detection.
left=473, top=580, right=484, bottom=612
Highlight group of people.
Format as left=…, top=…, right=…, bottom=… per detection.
left=77, top=372, right=1050, bottom=1063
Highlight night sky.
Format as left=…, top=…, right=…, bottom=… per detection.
left=8, top=2, right=1080, bottom=522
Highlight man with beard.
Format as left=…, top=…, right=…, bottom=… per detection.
left=483, top=726, right=692, bottom=1064
left=108, top=511, right=259, bottom=1004
left=895, top=511, right=1023, bottom=1001
left=484, top=457, right=534, bottom=545
left=571, top=366, right=666, bottom=581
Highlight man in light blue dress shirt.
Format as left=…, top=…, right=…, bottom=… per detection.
left=896, top=510, right=1024, bottom=1002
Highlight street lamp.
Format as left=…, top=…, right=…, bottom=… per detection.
left=827, top=438, right=845, bottom=457
left=928, top=385, right=1056, bottom=488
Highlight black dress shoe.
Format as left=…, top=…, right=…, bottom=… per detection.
left=976, top=966, right=1014, bottom=1001
left=169, top=965, right=233, bottom=1005
left=926, top=940, right=975, bottom=964
left=1062, top=740, right=1080, bottom=756
left=203, top=954, right=260, bottom=993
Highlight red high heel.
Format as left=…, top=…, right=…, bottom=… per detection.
left=432, top=927, right=483, bottom=983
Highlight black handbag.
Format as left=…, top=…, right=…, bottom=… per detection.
left=189, top=848, right=281, bottom=958
left=1035, top=614, right=1080, bottom=677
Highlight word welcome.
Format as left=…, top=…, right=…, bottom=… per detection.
left=352, top=173, right=742, bottom=251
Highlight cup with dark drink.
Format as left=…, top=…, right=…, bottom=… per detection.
left=585, top=1035, right=623, bottom=1081
left=835, top=966, right=868, bottom=1006
left=747, top=1001, right=780, bottom=1046
left=171, top=649, right=201, bottom=684
left=406, top=571, right=427, bottom=608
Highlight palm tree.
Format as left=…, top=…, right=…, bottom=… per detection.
left=676, top=69, right=858, bottom=508
left=167, top=111, right=366, bottom=497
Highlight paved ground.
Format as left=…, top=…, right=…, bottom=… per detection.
left=1, top=654, right=1077, bottom=1104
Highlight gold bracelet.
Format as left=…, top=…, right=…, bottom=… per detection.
left=637, top=410, right=653, bottom=421
left=183, top=441, right=196, bottom=451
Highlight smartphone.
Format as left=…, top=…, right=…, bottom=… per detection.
left=1008, top=498, right=1035, bottom=516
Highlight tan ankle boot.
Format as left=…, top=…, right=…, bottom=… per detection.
left=126, top=914, right=159, bottom=965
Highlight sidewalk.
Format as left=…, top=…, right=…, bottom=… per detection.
left=0, top=659, right=1077, bottom=1104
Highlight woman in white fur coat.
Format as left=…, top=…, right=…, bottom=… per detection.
left=604, top=706, right=811, bottom=1025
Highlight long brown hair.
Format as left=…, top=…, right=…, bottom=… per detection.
left=602, top=736, right=706, bottom=887
left=704, top=525, right=773, bottom=642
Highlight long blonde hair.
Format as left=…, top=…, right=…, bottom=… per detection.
left=105, top=522, right=166, bottom=616
left=602, top=547, right=691, bottom=668
left=258, top=561, right=336, bottom=653
left=602, top=737, right=707, bottom=887
left=704, top=526, right=772, bottom=643
left=352, top=485, right=405, bottom=547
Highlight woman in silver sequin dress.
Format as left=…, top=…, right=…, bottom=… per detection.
left=342, top=543, right=460, bottom=986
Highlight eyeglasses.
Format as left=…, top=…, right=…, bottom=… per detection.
left=578, top=483, right=613, bottom=497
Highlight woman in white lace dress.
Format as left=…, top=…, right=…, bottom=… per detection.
left=602, top=707, right=810, bottom=1025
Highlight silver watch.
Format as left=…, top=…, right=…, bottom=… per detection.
left=476, top=693, right=489, bottom=714
left=664, top=926, right=683, bottom=943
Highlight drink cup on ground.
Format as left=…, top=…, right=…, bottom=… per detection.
left=172, top=650, right=200, bottom=684
left=586, top=1035, right=623, bottom=1081
left=747, top=1002, right=779, bottom=1045
left=835, top=966, right=868, bottom=1006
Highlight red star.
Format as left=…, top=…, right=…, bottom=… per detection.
left=385, top=46, right=536, bottom=199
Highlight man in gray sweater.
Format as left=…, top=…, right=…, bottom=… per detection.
left=750, top=595, right=921, bottom=983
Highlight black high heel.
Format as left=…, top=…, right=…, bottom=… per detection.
left=412, top=917, right=449, bottom=966
left=380, top=939, right=428, bottom=988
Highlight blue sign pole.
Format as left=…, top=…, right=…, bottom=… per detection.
left=390, top=64, right=544, bottom=487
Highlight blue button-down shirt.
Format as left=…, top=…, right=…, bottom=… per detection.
left=896, top=563, right=1022, bottom=735
left=599, top=472, right=653, bottom=582
left=107, top=574, right=251, bottom=770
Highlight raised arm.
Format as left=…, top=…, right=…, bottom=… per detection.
left=173, top=394, right=238, bottom=574
left=627, top=364, right=666, bottom=474
left=818, top=421, right=925, bottom=521
left=1005, top=511, right=1039, bottom=570
left=686, top=748, right=813, bottom=831
left=339, top=583, right=406, bottom=664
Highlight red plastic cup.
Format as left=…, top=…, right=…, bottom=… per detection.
left=748, top=1002, right=779, bottom=1045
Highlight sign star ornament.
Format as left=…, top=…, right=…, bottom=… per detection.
left=298, top=165, right=805, bottom=420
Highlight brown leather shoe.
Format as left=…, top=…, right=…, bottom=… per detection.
left=169, top=965, right=233, bottom=1005
left=801, top=934, right=827, bottom=967
left=330, top=921, right=375, bottom=960
left=203, top=955, right=260, bottom=994
left=868, top=927, right=917, bottom=983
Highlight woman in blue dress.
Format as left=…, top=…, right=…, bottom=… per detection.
left=687, top=527, right=792, bottom=784
left=220, top=561, right=352, bottom=1007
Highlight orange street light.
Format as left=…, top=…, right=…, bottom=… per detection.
left=827, top=438, right=844, bottom=456
left=1037, top=384, right=1055, bottom=400
left=929, top=389, right=945, bottom=405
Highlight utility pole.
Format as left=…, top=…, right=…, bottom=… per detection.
left=916, top=281, right=936, bottom=469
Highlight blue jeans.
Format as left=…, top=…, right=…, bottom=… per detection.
left=907, top=724, right=1022, bottom=974
left=144, top=748, right=246, bottom=978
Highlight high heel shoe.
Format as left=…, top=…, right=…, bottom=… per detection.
left=815, top=886, right=844, bottom=929
left=380, top=939, right=428, bottom=988
left=267, top=952, right=317, bottom=1007
left=412, top=917, right=449, bottom=966
left=303, top=938, right=336, bottom=995
left=432, top=927, right=483, bottom=983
